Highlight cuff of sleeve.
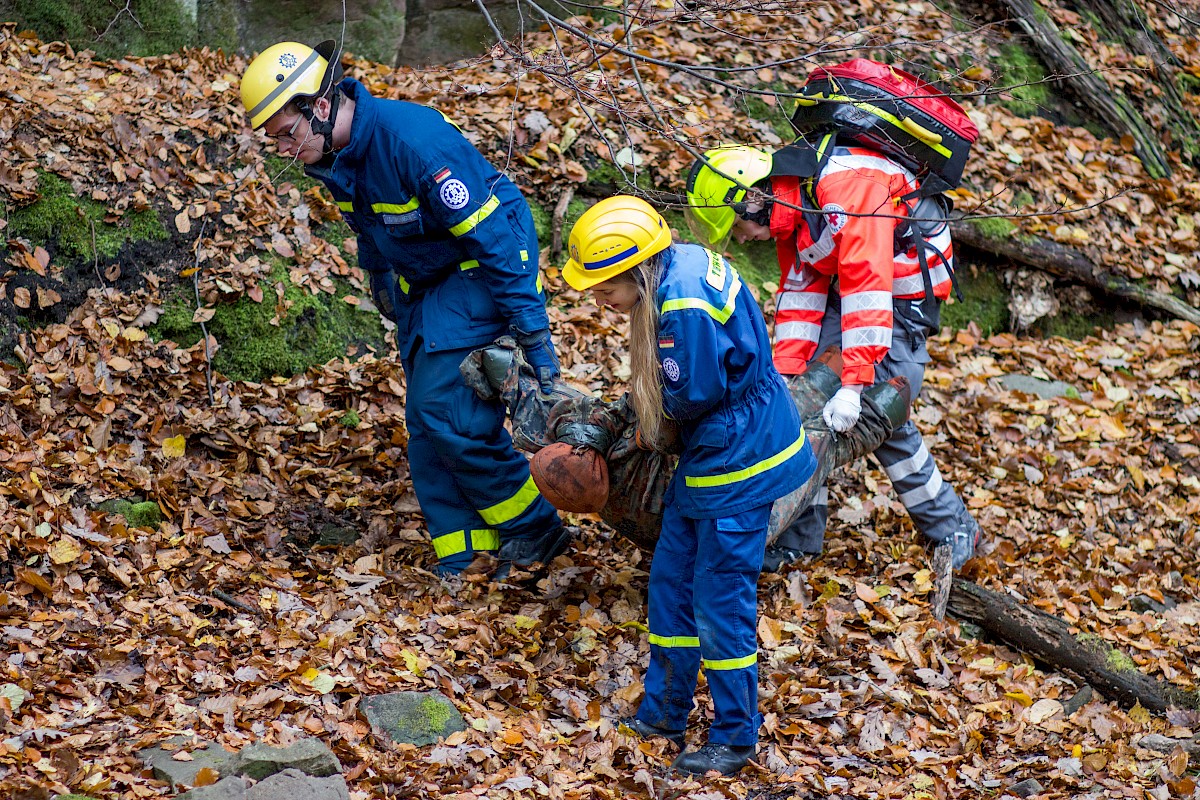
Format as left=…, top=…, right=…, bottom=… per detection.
left=773, top=355, right=809, bottom=376
left=508, top=312, right=550, bottom=336
left=841, top=364, right=875, bottom=386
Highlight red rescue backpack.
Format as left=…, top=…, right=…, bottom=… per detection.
left=776, top=58, right=980, bottom=306
left=789, top=58, right=979, bottom=193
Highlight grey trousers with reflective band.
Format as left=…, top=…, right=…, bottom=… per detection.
left=775, top=298, right=978, bottom=553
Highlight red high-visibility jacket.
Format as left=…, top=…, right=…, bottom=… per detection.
left=769, top=146, right=954, bottom=384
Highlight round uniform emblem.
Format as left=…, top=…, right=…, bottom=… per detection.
left=440, top=179, right=470, bottom=210
left=822, top=203, right=848, bottom=233
left=279, top=53, right=297, bottom=69
left=662, top=357, right=681, bottom=382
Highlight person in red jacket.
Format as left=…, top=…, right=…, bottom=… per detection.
left=685, top=142, right=982, bottom=573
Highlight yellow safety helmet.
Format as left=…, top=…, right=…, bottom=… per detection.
left=562, top=196, right=673, bottom=291
left=240, top=40, right=341, bottom=130
left=684, top=145, right=773, bottom=252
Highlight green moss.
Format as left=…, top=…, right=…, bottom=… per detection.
left=150, top=260, right=386, bottom=383
left=589, top=159, right=653, bottom=193
left=263, top=156, right=323, bottom=194
left=997, top=43, right=1051, bottom=117
left=968, top=215, right=1019, bottom=241
left=1078, top=632, right=1138, bottom=672
left=940, top=264, right=1010, bottom=336
left=9, top=0, right=196, bottom=59
left=530, top=196, right=589, bottom=248
left=8, top=172, right=167, bottom=259
left=741, top=90, right=797, bottom=142
left=97, top=498, right=163, bottom=529
left=1033, top=308, right=1111, bottom=340
left=338, top=409, right=361, bottom=428
left=53, top=795, right=99, bottom=800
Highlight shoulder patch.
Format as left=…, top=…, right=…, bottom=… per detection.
left=440, top=179, right=470, bottom=210
left=822, top=203, right=847, bottom=234
left=433, top=167, right=452, bottom=183
left=662, top=357, right=681, bottom=382
left=704, top=248, right=726, bottom=291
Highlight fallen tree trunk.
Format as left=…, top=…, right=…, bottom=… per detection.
left=948, top=578, right=1200, bottom=711
left=951, top=220, right=1200, bottom=327
left=997, top=0, right=1171, bottom=178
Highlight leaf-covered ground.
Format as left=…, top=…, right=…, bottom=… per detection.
left=2, top=3, right=1200, bottom=798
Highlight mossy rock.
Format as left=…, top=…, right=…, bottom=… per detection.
left=97, top=499, right=164, bottom=529
left=361, top=690, right=466, bottom=746
left=7, top=172, right=167, bottom=261
left=149, top=260, right=387, bottom=383
left=8, top=0, right=197, bottom=60
left=940, top=263, right=1010, bottom=336
left=996, top=42, right=1052, bottom=118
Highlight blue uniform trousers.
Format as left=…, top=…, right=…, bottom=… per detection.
left=637, top=503, right=770, bottom=746
left=777, top=297, right=978, bottom=554
left=403, top=338, right=562, bottom=573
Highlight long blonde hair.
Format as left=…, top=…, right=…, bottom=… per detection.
left=624, top=251, right=668, bottom=446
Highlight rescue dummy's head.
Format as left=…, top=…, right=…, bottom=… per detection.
left=529, top=442, right=610, bottom=513
left=684, top=145, right=774, bottom=252
left=240, top=40, right=344, bottom=162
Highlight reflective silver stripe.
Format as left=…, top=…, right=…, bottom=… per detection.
left=884, top=442, right=932, bottom=482
left=893, top=262, right=950, bottom=295
left=775, top=320, right=822, bottom=343
left=840, top=290, right=893, bottom=315
left=777, top=291, right=827, bottom=312
left=247, top=49, right=323, bottom=124
left=843, top=326, right=892, bottom=348
left=899, top=469, right=944, bottom=508
left=814, top=486, right=829, bottom=505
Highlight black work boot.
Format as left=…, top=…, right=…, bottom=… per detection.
left=495, top=526, right=574, bottom=579
left=948, top=525, right=982, bottom=570
left=673, top=743, right=756, bottom=776
left=761, top=544, right=803, bottom=573
left=617, top=717, right=686, bottom=750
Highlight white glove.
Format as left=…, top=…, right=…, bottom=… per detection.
left=822, top=386, right=863, bottom=432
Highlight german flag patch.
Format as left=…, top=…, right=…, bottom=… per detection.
left=658, top=336, right=675, bottom=349
left=433, top=167, right=452, bottom=183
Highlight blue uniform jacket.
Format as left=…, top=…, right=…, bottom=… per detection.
left=307, top=79, right=548, bottom=354
left=658, top=244, right=816, bottom=519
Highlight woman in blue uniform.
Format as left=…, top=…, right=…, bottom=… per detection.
left=561, top=196, right=817, bottom=776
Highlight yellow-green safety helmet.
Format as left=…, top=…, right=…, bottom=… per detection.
left=240, top=40, right=340, bottom=129
left=684, top=146, right=773, bottom=251
left=562, top=196, right=673, bottom=291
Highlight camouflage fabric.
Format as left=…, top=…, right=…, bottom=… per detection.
left=461, top=340, right=909, bottom=552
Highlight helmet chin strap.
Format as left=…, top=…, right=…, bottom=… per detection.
left=297, top=89, right=342, bottom=156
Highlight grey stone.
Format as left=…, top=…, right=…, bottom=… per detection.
left=227, top=738, right=342, bottom=781
left=246, top=768, right=349, bottom=800
left=1129, top=593, right=1177, bottom=614
left=1061, top=685, right=1093, bottom=717
left=361, top=690, right=466, bottom=746
left=1010, top=777, right=1044, bottom=798
left=177, top=775, right=250, bottom=800
left=136, top=736, right=235, bottom=789
left=999, top=374, right=1078, bottom=400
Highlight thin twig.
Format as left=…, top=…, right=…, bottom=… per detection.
left=551, top=186, right=575, bottom=262
left=88, top=219, right=104, bottom=285
left=189, top=220, right=214, bottom=406
left=213, top=588, right=264, bottom=617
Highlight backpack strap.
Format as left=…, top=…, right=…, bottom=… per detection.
left=898, top=184, right=965, bottom=304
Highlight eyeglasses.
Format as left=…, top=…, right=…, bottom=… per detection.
left=266, top=115, right=304, bottom=144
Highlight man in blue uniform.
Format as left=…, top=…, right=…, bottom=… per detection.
left=239, top=40, right=569, bottom=575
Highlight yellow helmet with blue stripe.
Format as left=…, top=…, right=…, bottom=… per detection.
left=562, top=196, right=673, bottom=291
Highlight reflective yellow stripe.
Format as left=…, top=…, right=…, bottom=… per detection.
left=478, top=475, right=540, bottom=526
left=520, top=250, right=528, bottom=262
left=809, top=93, right=952, bottom=158
left=684, top=429, right=807, bottom=488
left=438, top=110, right=463, bottom=132
left=372, top=199, right=419, bottom=214
left=661, top=274, right=742, bottom=324
left=536, top=272, right=543, bottom=293
left=449, top=195, right=500, bottom=237
left=703, top=652, right=757, bottom=670
left=337, top=201, right=354, bottom=212
left=649, top=633, right=700, bottom=648
left=460, top=260, right=480, bottom=271
left=397, top=274, right=411, bottom=295
left=432, top=528, right=500, bottom=559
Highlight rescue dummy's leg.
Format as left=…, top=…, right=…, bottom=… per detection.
left=407, top=341, right=568, bottom=576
